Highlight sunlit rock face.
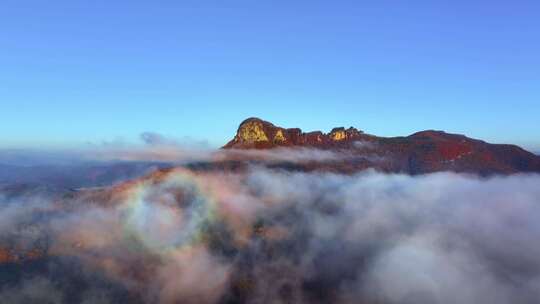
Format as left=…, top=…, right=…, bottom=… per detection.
left=273, top=130, right=286, bottom=143
left=237, top=119, right=269, bottom=143
left=223, top=117, right=367, bottom=149
left=329, top=128, right=346, bottom=141
left=224, top=118, right=273, bottom=148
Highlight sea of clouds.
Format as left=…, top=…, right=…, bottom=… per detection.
left=1, top=162, right=540, bottom=303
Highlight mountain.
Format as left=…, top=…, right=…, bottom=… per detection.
left=223, top=117, right=540, bottom=175
left=2, top=119, right=540, bottom=303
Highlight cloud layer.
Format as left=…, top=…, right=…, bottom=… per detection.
left=1, top=167, right=540, bottom=304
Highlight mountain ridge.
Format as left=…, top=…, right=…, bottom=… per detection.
left=223, top=117, right=540, bottom=175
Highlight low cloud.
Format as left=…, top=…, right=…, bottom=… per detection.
left=1, top=167, right=539, bottom=303
left=85, top=132, right=212, bottom=163
left=140, top=132, right=177, bottom=146
left=218, top=147, right=353, bottom=163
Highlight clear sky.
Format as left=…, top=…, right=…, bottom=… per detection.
left=1, top=1, right=539, bottom=151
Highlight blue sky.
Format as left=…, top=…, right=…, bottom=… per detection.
left=1, top=1, right=539, bottom=150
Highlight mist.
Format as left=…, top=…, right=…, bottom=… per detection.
left=1, top=165, right=539, bottom=303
